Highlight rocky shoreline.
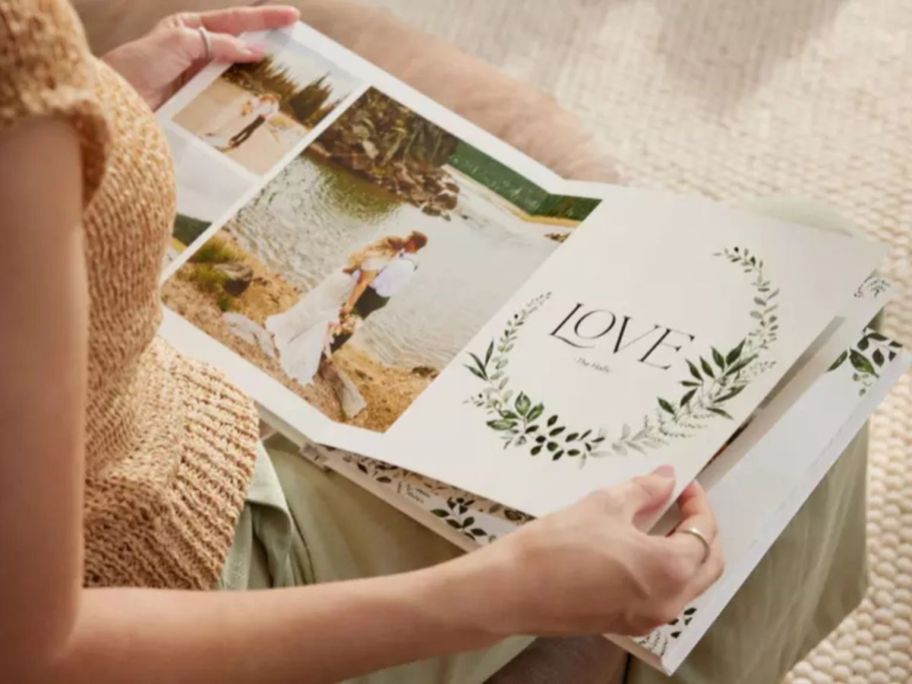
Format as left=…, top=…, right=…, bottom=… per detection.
left=307, top=140, right=460, bottom=218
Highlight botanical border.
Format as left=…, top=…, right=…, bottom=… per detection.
left=465, top=247, right=780, bottom=464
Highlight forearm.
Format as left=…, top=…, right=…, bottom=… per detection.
left=45, top=559, right=503, bottom=684
left=343, top=271, right=376, bottom=311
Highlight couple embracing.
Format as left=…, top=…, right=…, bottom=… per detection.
left=265, top=230, right=428, bottom=417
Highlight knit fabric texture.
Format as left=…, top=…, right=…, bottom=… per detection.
left=0, top=0, right=260, bottom=589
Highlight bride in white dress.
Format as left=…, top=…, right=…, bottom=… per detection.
left=223, top=231, right=427, bottom=419
left=265, top=268, right=355, bottom=387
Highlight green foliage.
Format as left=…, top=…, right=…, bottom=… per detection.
left=321, top=87, right=459, bottom=169
left=467, top=247, right=781, bottom=463
left=216, top=293, right=234, bottom=312
left=223, top=56, right=300, bottom=101
left=190, top=237, right=242, bottom=265
left=184, top=264, right=227, bottom=293
left=430, top=497, right=492, bottom=541
left=222, top=57, right=338, bottom=126
left=288, top=75, right=337, bottom=127
left=172, top=213, right=211, bottom=247
left=448, top=140, right=600, bottom=220
left=828, top=329, right=901, bottom=396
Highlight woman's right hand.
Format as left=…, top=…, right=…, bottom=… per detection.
left=445, top=467, right=723, bottom=638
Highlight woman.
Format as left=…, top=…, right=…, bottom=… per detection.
left=0, top=4, right=722, bottom=684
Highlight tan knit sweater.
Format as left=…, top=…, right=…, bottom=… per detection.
left=0, top=0, right=261, bottom=589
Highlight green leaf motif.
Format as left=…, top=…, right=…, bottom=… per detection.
left=707, top=406, right=733, bottom=419
left=726, top=341, right=744, bottom=365
left=724, top=355, right=756, bottom=377
left=712, top=347, right=725, bottom=369
left=849, top=349, right=876, bottom=376
left=700, top=357, right=715, bottom=378
left=716, top=385, right=746, bottom=403
left=828, top=350, right=848, bottom=371
left=515, top=392, right=531, bottom=416
left=466, top=250, right=779, bottom=466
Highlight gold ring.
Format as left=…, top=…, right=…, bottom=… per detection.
left=197, top=26, right=212, bottom=61
left=679, top=526, right=711, bottom=564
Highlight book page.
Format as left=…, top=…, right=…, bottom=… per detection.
left=157, top=23, right=604, bottom=445
left=351, top=186, right=885, bottom=515
left=155, top=22, right=885, bottom=519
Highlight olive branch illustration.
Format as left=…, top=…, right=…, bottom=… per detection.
left=464, top=247, right=779, bottom=464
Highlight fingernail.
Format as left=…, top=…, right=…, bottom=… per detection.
left=652, top=464, right=675, bottom=479
left=244, top=46, right=265, bottom=59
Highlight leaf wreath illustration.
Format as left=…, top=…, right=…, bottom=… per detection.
left=464, top=247, right=780, bottom=464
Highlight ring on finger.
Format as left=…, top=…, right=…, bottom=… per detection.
left=197, top=26, right=213, bottom=61
left=677, top=526, right=711, bottom=565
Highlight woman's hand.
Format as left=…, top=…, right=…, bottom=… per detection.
left=443, top=468, right=724, bottom=638
left=103, top=6, right=299, bottom=111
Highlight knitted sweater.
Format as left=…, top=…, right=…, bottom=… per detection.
left=0, top=0, right=260, bottom=589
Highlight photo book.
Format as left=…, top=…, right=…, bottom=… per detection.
left=154, top=23, right=909, bottom=674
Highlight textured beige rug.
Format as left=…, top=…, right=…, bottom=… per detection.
left=360, top=1, right=912, bottom=682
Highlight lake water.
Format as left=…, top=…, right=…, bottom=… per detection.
left=231, top=155, right=560, bottom=370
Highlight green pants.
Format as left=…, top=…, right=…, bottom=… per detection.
left=217, top=435, right=533, bottom=684
left=219, top=198, right=871, bottom=684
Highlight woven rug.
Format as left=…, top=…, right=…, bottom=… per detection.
left=361, top=1, right=912, bottom=681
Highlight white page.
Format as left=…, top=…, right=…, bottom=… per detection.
left=344, top=191, right=884, bottom=515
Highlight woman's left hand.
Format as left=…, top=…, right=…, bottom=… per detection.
left=103, top=6, right=299, bottom=111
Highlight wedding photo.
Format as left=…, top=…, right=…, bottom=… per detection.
left=161, top=87, right=600, bottom=432
left=171, top=35, right=360, bottom=175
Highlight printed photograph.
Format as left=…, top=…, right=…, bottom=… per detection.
left=162, top=127, right=255, bottom=263
left=171, top=35, right=360, bottom=175
left=162, top=87, right=600, bottom=432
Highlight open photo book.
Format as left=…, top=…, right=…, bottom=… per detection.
left=154, top=23, right=910, bottom=674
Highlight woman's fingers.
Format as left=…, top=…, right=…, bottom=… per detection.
left=683, top=538, right=725, bottom=603
left=615, top=466, right=676, bottom=523
left=183, top=6, right=300, bottom=36
left=667, top=482, right=720, bottom=571
left=204, top=31, right=265, bottom=63
left=170, top=25, right=264, bottom=64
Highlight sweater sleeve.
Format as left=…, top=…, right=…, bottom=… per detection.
left=0, top=0, right=111, bottom=205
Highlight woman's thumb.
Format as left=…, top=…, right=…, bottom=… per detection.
left=619, top=465, right=676, bottom=521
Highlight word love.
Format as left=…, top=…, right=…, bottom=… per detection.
left=550, top=303, right=695, bottom=370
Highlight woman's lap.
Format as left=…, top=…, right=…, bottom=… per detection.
left=218, top=434, right=532, bottom=684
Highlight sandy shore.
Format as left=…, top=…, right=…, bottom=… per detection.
left=173, top=78, right=309, bottom=176
left=161, top=230, right=434, bottom=432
